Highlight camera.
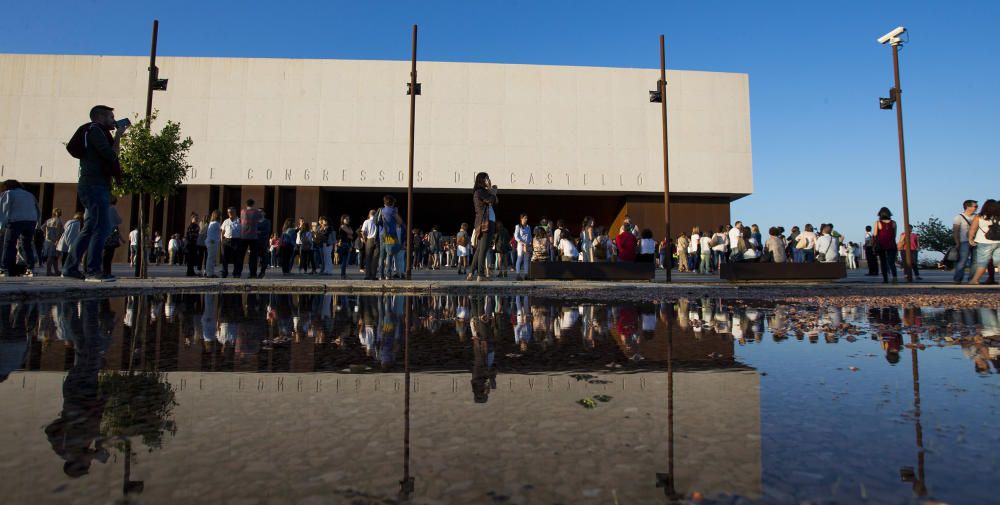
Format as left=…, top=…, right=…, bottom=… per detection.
left=878, top=26, right=906, bottom=45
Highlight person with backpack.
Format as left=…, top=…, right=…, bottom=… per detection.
left=376, top=195, right=403, bottom=280
left=469, top=173, right=498, bottom=281
left=952, top=200, right=978, bottom=283
left=968, top=199, right=1000, bottom=285
left=426, top=225, right=441, bottom=270
left=873, top=207, right=899, bottom=283
left=63, top=105, right=125, bottom=282
left=0, top=180, right=40, bottom=277
left=42, top=208, right=64, bottom=276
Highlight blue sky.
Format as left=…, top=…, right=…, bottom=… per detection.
left=2, top=0, right=997, bottom=241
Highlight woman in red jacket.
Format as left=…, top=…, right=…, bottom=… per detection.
left=615, top=230, right=637, bottom=262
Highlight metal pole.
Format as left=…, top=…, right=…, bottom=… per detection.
left=659, top=35, right=672, bottom=282
left=405, top=25, right=418, bottom=280
left=136, top=19, right=159, bottom=279
left=891, top=43, right=913, bottom=282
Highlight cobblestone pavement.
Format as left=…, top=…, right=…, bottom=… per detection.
left=0, top=262, right=994, bottom=302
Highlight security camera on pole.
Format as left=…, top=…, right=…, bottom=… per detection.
left=877, top=26, right=914, bottom=283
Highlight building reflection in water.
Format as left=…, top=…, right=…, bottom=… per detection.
left=1, top=295, right=999, bottom=504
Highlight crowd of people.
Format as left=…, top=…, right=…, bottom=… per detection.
left=2, top=131, right=998, bottom=285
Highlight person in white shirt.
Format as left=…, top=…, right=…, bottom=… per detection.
left=128, top=228, right=139, bottom=266
left=689, top=227, right=701, bottom=271
left=797, top=224, right=818, bottom=262
left=728, top=221, right=743, bottom=260
left=699, top=233, right=713, bottom=273
left=205, top=210, right=222, bottom=278
left=952, top=199, right=978, bottom=283
left=815, top=224, right=840, bottom=263
left=559, top=235, right=579, bottom=261
left=360, top=209, right=378, bottom=280
left=552, top=220, right=565, bottom=262
left=220, top=207, right=242, bottom=278
left=167, top=235, right=181, bottom=265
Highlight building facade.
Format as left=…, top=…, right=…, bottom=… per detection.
left=1, top=54, right=751, bottom=259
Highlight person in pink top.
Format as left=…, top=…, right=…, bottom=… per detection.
left=897, top=224, right=922, bottom=280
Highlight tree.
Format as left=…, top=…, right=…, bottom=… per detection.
left=914, top=216, right=952, bottom=255
left=115, top=111, right=193, bottom=278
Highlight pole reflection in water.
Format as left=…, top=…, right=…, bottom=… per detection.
left=901, top=307, right=927, bottom=497
left=656, top=300, right=681, bottom=502
left=400, top=295, right=414, bottom=499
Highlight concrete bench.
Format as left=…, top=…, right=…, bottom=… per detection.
left=719, top=262, right=847, bottom=282
left=528, top=261, right=656, bottom=281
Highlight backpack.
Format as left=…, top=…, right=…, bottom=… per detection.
left=985, top=220, right=1000, bottom=241
left=457, top=232, right=467, bottom=247
left=66, top=123, right=94, bottom=159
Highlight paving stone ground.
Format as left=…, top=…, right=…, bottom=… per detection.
left=0, top=263, right=995, bottom=302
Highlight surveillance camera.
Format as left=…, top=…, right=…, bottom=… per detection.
left=878, top=26, right=906, bottom=45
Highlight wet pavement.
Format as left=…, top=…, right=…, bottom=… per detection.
left=0, top=293, right=998, bottom=504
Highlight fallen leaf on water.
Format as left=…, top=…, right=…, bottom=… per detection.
left=578, top=398, right=598, bottom=409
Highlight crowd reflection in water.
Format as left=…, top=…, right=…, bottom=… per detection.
left=1, top=296, right=999, bottom=383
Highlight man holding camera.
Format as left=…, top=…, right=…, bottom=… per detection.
left=63, top=105, right=126, bottom=282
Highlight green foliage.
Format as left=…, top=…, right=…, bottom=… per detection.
left=100, top=371, right=178, bottom=453
left=115, top=111, right=193, bottom=201
left=914, top=216, right=952, bottom=255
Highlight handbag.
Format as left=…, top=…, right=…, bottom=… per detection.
left=945, top=247, right=958, bottom=263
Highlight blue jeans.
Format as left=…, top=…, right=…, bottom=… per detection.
left=2, top=220, right=37, bottom=271
left=378, top=241, right=398, bottom=278
left=338, top=243, right=352, bottom=276
left=953, top=242, right=972, bottom=282
left=63, top=184, right=111, bottom=276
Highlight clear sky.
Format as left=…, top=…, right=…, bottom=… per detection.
left=2, top=0, right=997, bottom=241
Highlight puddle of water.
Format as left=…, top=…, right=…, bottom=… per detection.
left=0, top=294, right=997, bottom=505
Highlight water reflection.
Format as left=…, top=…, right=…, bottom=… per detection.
left=1, top=295, right=999, bottom=504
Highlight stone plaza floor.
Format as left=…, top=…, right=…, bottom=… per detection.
left=0, top=262, right=995, bottom=302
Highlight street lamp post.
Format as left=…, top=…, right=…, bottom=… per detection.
left=135, top=19, right=168, bottom=279
left=878, top=26, right=913, bottom=282
left=404, top=25, right=420, bottom=280
left=650, top=35, right=672, bottom=282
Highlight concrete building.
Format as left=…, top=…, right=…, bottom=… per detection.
left=1, top=53, right=751, bottom=258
